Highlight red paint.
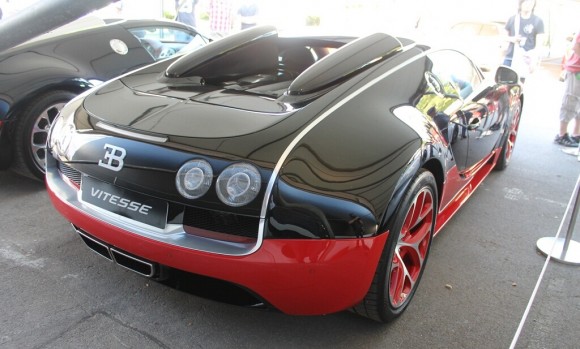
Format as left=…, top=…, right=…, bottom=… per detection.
left=47, top=187, right=388, bottom=315
left=435, top=150, right=499, bottom=234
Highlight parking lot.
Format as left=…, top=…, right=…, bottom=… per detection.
left=1, top=64, right=579, bottom=349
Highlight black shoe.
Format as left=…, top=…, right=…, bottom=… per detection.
left=554, top=133, right=579, bottom=147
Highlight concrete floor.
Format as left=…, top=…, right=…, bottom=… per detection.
left=0, top=65, right=578, bottom=348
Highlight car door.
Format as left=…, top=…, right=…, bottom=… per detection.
left=432, top=52, right=503, bottom=172
left=416, top=50, right=501, bottom=173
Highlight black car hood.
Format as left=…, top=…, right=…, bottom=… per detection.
left=83, top=75, right=294, bottom=139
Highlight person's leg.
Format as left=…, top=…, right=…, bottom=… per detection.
left=560, top=120, right=570, bottom=136
left=571, top=75, right=580, bottom=138
left=559, top=72, right=576, bottom=136
left=572, top=118, right=580, bottom=141
left=555, top=72, right=579, bottom=146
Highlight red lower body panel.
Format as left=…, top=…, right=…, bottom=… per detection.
left=435, top=150, right=499, bottom=234
left=47, top=187, right=388, bottom=316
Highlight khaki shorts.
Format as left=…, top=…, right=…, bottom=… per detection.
left=560, top=71, right=580, bottom=123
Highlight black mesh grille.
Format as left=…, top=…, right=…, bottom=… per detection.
left=58, top=161, right=82, bottom=185
left=183, top=206, right=259, bottom=239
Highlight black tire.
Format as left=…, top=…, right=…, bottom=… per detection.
left=495, top=102, right=522, bottom=171
left=12, top=90, right=76, bottom=180
left=494, top=132, right=511, bottom=171
left=353, top=170, right=437, bottom=322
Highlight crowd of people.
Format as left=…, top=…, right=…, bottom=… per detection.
left=495, top=0, right=579, bottom=151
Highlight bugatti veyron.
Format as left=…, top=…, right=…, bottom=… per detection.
left=46, top=25, right=522, bottom=322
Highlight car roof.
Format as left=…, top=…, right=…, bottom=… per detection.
left=24, top=16, right=113, bottom=43
left=15, top=17, right=192, bottom=48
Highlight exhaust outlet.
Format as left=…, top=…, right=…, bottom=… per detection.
left=72, top=224, right=160, bottom=278
left=74, top=225, right=112, bottom=261
left=110, top=248, right=155, bottom=278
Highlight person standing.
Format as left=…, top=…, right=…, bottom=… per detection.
left=209, top=0, right=235, bottom=37
left=554, top=30, right=580, bottom=147
left=502, top=0, right=545, bottom=82
left=238, top=0, right=259, bottom=30
left=175, top=0, right=199, bottom=28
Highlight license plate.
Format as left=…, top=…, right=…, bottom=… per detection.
left=81, top=176, right=168, bottom=229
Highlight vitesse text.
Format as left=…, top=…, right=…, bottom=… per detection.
left=90, top=188, right=152, bottom=215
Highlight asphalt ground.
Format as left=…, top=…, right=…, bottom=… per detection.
left=1, top=64, right=578, bottom=349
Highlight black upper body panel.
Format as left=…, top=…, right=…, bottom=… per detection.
left=65, top=29, right=432, bottom=233
left=50, top=27, right=519, bottom=239
left=80, top=28, right=421, bottom=168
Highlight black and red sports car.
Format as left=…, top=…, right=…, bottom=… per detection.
left=46, top=26, right=522, bottom=322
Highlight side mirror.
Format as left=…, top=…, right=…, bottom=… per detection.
left=495, top=65, right=519, bottom=84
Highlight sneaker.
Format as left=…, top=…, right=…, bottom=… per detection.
left=554, top=133, right=579, bottom=147
left=572, top=135, right=580, bottom=144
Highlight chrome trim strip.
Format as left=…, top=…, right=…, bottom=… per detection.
left=96, top=121, right=168, bottom=143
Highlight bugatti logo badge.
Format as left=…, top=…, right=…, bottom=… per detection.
left=98, top=144, right=126, bottom=172
left=109, top=39, right=128, bottom=55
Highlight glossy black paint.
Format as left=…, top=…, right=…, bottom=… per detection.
left=0, top=0, right=117, bottom=53
left=47, top=27, right=522, bottom=241
left=0, top=18, right=207, bottom=170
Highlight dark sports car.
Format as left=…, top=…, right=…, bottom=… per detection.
left=0, top=17, right=209, bottom=180
left=46, top=26, right=522, bottom=322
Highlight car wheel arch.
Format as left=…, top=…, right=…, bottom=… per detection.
left=9, top=83, right=86, bottom=179
left=494, top=98, right=523, bottom=171
left=5, top=79, right=90, bottom=135
left=353, top=167, right=439, bottom=322
left=2, top=79, right=87, bottom=169
left=378, top=148, right=444, bottom=235
left=422, top=158, right=444, bottom=207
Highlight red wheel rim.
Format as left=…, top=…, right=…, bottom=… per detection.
left=389, top=187, right=434, bottom=308
left=505, top=107, right=521, bottom=161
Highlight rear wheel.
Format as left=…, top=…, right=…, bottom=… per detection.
left=353, top=170, right=437, bottom=322
left=495, top=103, right=522, bottom=171
left=12, top=91, right=76, bottom=180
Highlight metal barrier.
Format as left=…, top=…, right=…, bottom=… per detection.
left=536, top=174, right=580, bottom=265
